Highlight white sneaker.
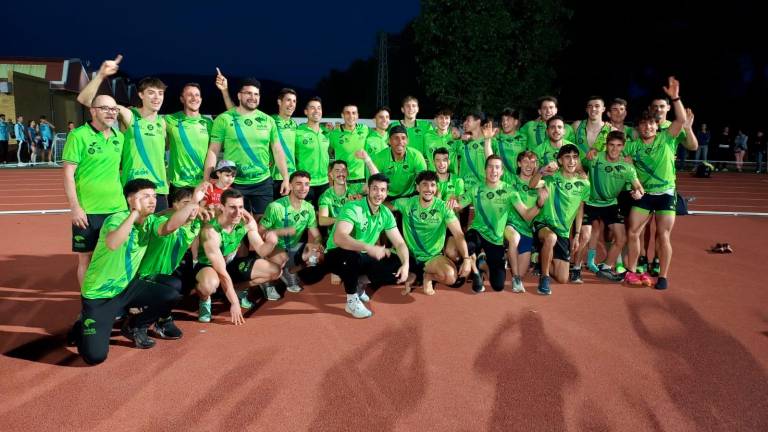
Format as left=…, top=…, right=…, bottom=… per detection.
left=345, top=297, right=372, bottom=319
left=281, top=272, right=303, bottom=293
left=512, top=276, right=526, bottom=293
left=356, top=277, right=370, bottom=302
left=261, top=284, right=281, bottom=301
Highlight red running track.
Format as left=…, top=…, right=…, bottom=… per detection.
left=0, top=168, right=767, bottom=430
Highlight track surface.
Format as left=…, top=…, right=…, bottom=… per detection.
left=1, top=168, right=767, bottom=431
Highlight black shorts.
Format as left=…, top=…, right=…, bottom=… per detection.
left=582, top=204, right=624, bottom=226
left=408, top=255, right=428, bottom=282
left=193, top=254, right=258, bottom=283
left=72, top=213, right=112, bottom=252
left=533, top=221, right=570, bottom=262
left=233, top=179, right=273, bottom=215
left=633, top=193, right=677, bottom=216
left=617, top=190, right=634, bottom=219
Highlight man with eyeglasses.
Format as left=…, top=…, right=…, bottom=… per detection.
left=63, top=94, right=127, bottom=288
left=78, top=55, right=172, bottom=211
left=206, top=73, right=290, bottom=217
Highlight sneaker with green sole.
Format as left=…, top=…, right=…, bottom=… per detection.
left=238, top=289, right=254, bottom=309
left=198, top=299, right=212, bottom=323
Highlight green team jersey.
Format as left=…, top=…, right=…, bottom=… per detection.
left=260, top=196, right=317, bottom=250
left=437, top=174, right=464, bottom=201
left=371, top=147, right=427, bottom=198
left=271, top=115, right=298, bottom=181
left=389, top=119, right=434, bottom=154
left=365, top=129, right=389, bottom=156
left=81, top=211, right=158, bottom=299
left=295, top=123, right=330, bottom=186
left=318, top=184, right=365, bottom=218
left=62, top=124, right=127, bottom=214
left=455, top=138, right=493, bottom=192
left=520, top=120, right=576, bottom=149
left=393, top=196, right=457, bottom=262
left=326, top=198, right=397, bottom=251
left=461, top=181, right=522, bottom=245
left=423, top=129, right=458, bottom=173
left=625, top=130, right=678, bottom=194
left=531, top=140, right=578, bottom=167
left=122, top=108, right=168, bottom=194
left=584, top=153, right=638, bottom=207
left=327, top=124, right=369, bottom=181
left=506, top=175, right=539, bottom=237
left=210, top=107, right=279, bottom=185
left=574, top=120, right=613, bottom=154
left=197, top=218, right=248, bottom=265
left=534, top=171, right=590, bottom=238
left=659, top=119, right=687, bottom=145
left=138, top=216, right=202, bottom=277
left=495, top=131, right=528, bottom=183
left=165, top=112, right=212, bottom=187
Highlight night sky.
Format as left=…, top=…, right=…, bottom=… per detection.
left=5, top=1, right=766, bottom=130
left=5, top=1, right=419, bottom=88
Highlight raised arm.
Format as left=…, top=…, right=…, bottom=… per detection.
left=77, top=55, right=132, bottom=128
left=215, top=67, right=236, bottom=110
left=105, top=210, right=140, bottom=250
left=663, top=76, right=687, bottom=139
left=157, top=185, right=206, bottom=235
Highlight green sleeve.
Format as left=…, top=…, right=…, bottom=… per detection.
left=337, top=203, right=358, bottom=225
left=318, top=191, right=332, bottom=211
left=260, top=203, right=279, bottom=230
left=455, top=178, right=465, bottom=198
left=391, top=198, right=407, bottom=214
left=382, top=207, right=397, bottom=231
left=62, top=132, right=81, bottom=164
left=307, top=205, right=318, bottom=228
left=210, top=113, right=228, bottom=144
left=268, top=117, right=279, bottom=145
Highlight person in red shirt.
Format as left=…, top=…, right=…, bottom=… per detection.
left=203, top=160, right=237, bottom=208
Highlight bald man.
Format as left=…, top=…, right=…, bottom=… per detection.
left=63, top=94, right=128, bottom=287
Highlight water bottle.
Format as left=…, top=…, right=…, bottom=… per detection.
left=308, top=250, right=319, bottom=267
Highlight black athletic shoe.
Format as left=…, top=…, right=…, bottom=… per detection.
left=570, top=267, right=584, bottom=284
left=654, top=277, right=668, bottom=290
left=449, top=276, right=466, bottom=288
left=154, top=316, right=183, bottom=340
left=596, top=268, right=624, bottom=282
left=649, top=258, right=661, bottom=277
left=121, top=321, right=156, bottom=349
left=471, top=273, right=485, bottom=293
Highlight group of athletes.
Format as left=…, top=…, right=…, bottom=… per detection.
left=62, top=55, right=697, bottom=365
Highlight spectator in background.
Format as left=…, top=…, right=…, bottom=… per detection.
left=14, top=115, right=28, bottom=166
left=694, top=123, right=711, bottom=163
left=0, top=114, right=8, bottom=163
left=714, top=126, right=731, bottom=171
left=733, top=129, right=748, bottom=172
left=67, top=121, right=75, bottom=133
left=28, top=120, right=41, bottom=164
left=754, top=130, right=766, bottom=174
left=39, top=115, right=55, bottom=165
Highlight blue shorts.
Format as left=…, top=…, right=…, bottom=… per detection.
left=517, top=234, right=533, bottom=254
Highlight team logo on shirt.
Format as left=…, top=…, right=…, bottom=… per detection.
left=147, top=124, right=154, bottom=131
left=605, top=166, right=614, bottom=173
left=294, top=214, right=302, bottom=222
left=486, top=192, right=495, bottom=199
left=244, top=119, right=253, bottom=126
left=472, top=143, right=479, bottom=149
left=496, top=189, right=508, bottom=196
left=360, top=220, right=369, bottom=232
